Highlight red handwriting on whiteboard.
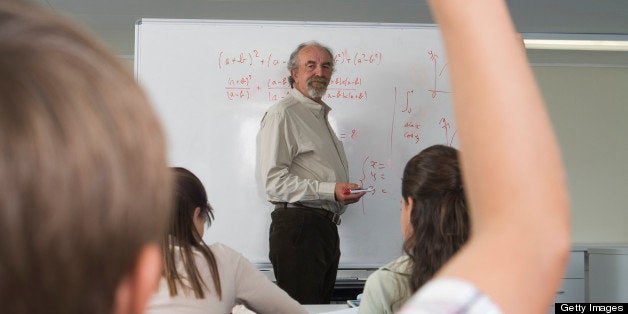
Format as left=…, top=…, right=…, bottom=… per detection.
left=268, top=90, right=290, bottom=101
left=339, top=128, right=359, bottom=141
left=265, top=75, right=291, bottom=101
left=329, top=76, right=363, bottom=87
left=426, top=50, right=452, bottom=99
left=403, top=120, right=421, bottom=144
left=359, top=156, right=387, bottom=195
left=392, top=87, right=420, bottom=143
left=325, top=90, right=368, bottom=101
left=225, top=75, right=252, bottom=101
left=333, top=49, right=383, bottom=66
left=267, top=76, right=290, bottom=89
left=218, top=50, right=286, bottom=69
left=226, top=90, right=251, bottom=101
left=439, top=117, right=458, bottom=146
left=401, top=89, right=415, bottom=114
left=227, top=75, right=252, bottom=87
left=357, top=155, right=391, bottom=213
left=390, top=87, right=398, bottom=153
left=326, top=76, right=367, bottom=101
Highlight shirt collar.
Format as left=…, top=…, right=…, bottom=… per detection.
left=290, top=88, right=331, bottom=118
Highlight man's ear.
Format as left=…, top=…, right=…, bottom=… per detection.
left=290, top=69, right=298, bottom=82
left=112, top=244, right=162, bottom=314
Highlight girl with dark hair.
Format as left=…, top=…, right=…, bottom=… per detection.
left=147, top=167, right=307, bottom=314
left=359, top=145, right=470, bottom=313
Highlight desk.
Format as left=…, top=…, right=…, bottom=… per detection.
left=303, top=304, right=353, bottom=313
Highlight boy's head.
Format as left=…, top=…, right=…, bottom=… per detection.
left=0, top=1, right=172, bottom=313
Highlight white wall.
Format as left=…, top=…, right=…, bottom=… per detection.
left=534, top=65, right=628, bottom=243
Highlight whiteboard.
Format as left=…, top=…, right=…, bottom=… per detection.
left=135, top=19, right=457, bottom=268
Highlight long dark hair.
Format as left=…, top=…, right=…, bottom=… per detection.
left=401, top=145, right=470, bottom=292
left=163, top=167, right=222, bottom=299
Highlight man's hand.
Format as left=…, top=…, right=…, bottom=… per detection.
left=334, top=182, right=366, bottom=205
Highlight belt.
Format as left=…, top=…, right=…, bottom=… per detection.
left=274, top=202, right=341, bottom=225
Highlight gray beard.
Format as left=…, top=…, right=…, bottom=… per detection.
left=307, top=84, right=327, bottom=99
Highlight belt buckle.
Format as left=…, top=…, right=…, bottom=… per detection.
left=331, top=212, right=341, bottom=225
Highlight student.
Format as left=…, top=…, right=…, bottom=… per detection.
left=398, top=0, right=571, bottom=313
left=359, top=145, right=469, bottom=314
left=147, top=167, right=308, bottom=314
left=0, top=1, right=172, bottom=314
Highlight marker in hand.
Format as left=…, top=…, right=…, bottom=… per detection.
left=342, top=187, right=375, bottom=195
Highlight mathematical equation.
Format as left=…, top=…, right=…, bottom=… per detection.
left=218, top=50, right=285, bottom=69
left=224, top=74, right=368, bottom=102
left=338, top=128, right=360, bottom=142
left=399, top=116, right=456, bottom=145
left=358, top=156, right=390, bottom=198
left=333, top=49, right=383, bottom=66
left=393, top=86, right=457, bottom=146
left=218, top=49, right=383, bottom=70
left=403, top=120, right=421, bottom=144
left=439, top=117, right=457, bottom=146
left=426, top=50, right=452, bottom=99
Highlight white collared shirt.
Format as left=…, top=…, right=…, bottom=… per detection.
left=259, top=89, right=349, bottom=214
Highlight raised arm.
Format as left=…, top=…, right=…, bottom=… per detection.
left=427, top=0, right=571, bottom=312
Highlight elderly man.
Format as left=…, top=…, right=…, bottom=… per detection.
left=259, top=41, right=365, bottom=304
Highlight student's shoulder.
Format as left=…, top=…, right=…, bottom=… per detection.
left=208, top=242, right=256, bottom=266
left=381, top=256, right=412, bottom=275
left=363, top=257, right=410, bottom=291
left=366, top=258, right=407, bottom=284
left=208, top=242, right=241, bottom=258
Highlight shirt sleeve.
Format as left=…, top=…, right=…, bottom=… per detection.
left=224, top=245, right=308, bottom=314
left=259, top=110, right=336, bottom=203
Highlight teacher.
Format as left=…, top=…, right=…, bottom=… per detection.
left=258, top=41, right=365, bottom=304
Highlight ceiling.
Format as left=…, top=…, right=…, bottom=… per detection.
left=31, top=0, right=628, bottom=59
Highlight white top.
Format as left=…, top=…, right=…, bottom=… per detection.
left=397, top=278, right=502, bottom=314
left=146, top=243, right=307, bottom=314
left=259, top=88, right=349, bottom=214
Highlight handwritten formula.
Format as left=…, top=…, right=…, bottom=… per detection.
left=218, top=48, right=386, bottom=104
left=219, top=46, right=456, bottom=212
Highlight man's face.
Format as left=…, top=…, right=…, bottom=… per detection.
left=291, top=45, right=333, bottom=101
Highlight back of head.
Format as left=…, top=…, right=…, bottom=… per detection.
left=401, top=144, right=469, bottom=291
left=170, top=167, right=214, bottom=245
left=163, top=167, right=221, bottom=299
left=0, top=1, right=171, bottom=313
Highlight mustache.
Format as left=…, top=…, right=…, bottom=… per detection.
left=308, top=76, right=329, bottom=85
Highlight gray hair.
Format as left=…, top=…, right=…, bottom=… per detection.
left=287, top=41, right=335, bottom=88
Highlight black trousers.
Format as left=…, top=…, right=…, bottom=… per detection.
left=269, top=207, right=340, bottom=304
